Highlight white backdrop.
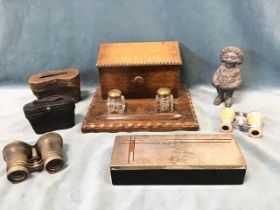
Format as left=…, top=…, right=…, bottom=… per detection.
left=0, top=85, right=279, bottom=210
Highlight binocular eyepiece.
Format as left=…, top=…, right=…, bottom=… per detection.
left=3, top=141, right=33, bottom=183
left=36, top=133, right=64, bottom=173
left=2, top=132, right=64, bottom=183
left=246, top=112, right=264, bottom=138
left=219, top=108, right=235, bottom=132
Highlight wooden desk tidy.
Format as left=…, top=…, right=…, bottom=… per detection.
left=82, top=41, right=199, bottom=132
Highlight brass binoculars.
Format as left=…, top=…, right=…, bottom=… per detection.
left=219, top=108, right=264, bottom=138
left=2, top=132, right=64, bottom=183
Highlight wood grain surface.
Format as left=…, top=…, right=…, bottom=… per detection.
left=96, top=41, right=182, bottom=67
left=99, top=66, right=179, bottom=99
left=96, top=41, right=182, bottom=99
left=111, top=134, right=246, bottom=170
left=82, top=84, right=199, bottom=132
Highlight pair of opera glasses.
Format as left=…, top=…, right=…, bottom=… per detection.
left=219, top=108, right=264, bottom=138
left=107, top=87, right=174, bottom=114
left=2, top=132, right=64, bottom=183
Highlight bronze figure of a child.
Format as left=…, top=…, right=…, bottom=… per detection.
left=212, top=46, right=244, bottom=107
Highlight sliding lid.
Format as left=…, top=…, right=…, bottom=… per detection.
left=23, top=95, right=75, bottom=115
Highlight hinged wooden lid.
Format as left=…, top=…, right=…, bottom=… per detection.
left=96, top=41, right=182, bottom=68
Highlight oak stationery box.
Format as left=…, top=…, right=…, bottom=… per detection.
left=110, top=134, right=247, bottom=185
left=23, top=95, right=75, bottom=134
left=29, top=68, right=81, bottom=103
left=96, top=41, right=182, bottom=99
left=82, top=41, right=199, bottom=132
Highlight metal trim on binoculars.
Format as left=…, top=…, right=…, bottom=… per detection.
left=2, top=132, right=65, bottom=184
left=232, top=112, right=251, bottom=132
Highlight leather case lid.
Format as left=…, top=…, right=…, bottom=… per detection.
left=96, top=41, right=182, bottom=68
left=23, top=95, right=75, bottom=115
left=29, top=68, right=79, bottom=85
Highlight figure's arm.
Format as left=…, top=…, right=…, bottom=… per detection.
left=228, top=69, right=242, bottom=89
left=212, top=68, right=221, bottom=86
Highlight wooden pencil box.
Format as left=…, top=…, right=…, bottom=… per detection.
left=96, top=41, right=182, bottom=99
left=29, top=68, right=81, bottom=103
left=23, top=95, right=75, bottom=134
left=110, top=134, right=247, bottom=185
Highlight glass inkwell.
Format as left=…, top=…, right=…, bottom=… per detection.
left=156, top=87, right=173, bottom=113
left=107, top=89, right=125, bottom=114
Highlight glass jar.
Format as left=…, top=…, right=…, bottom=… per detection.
left=156, top=87, right=173, bottom=113
left=107, top=89, right=125, bottom=114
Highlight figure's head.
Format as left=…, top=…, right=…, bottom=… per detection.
left=220, top=46, right=244, bottom=65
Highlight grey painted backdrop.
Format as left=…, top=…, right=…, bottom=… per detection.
left=0, top=0, right=279, bottom=88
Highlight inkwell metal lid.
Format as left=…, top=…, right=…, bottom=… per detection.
left=157, top=87, right=171, bottom=97
left=108, top=89, right=122, bottom=99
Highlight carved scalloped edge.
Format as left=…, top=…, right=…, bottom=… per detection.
left=82, top=86, right=199, bottom=132
left=183, top=84, right=199, bottom=127
left=89, top=120, right=196, bottom=128
left=82, top=120, right=198, bottom=132
left=96, top=61, right=182, bottom=68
